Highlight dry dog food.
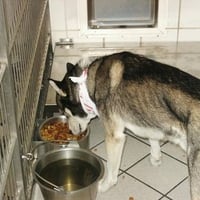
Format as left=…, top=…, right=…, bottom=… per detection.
left=40, top=121, right=86, bottom=142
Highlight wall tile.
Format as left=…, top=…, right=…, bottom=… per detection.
left=67, top=30, right=103, bottom=43
left=180, top=0, right=200, bottom=27
left=167, top=0, right=180, bottom=28
left=49, top=0, right=66, bottom=30
left=178, top=29, right=200, bottom=41
left=103, top=36, right=141, bottom=43
left=141, top=29, right=178, bottom=42
left=64, top=0, right=79, bottom=30
left=49, top=0, right=200, bottom=43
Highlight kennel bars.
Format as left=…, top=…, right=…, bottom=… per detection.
left=0, top=0, right=53, bottom=199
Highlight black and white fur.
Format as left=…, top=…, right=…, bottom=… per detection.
left=49, top=52, right=200, bottom=200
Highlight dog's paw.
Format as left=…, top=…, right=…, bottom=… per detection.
left=98, top=178, right=117, bottom=193
left=150, top=156, right=162, bottom=166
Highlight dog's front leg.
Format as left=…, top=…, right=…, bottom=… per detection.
left=98, top=130, right=126, bottom=192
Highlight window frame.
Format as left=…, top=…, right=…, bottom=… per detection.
left=77, top=0, right=168, bottom=38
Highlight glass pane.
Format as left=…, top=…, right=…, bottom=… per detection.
left=88, top=0, right=157, bottom=28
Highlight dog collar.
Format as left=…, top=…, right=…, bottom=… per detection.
left=69, top=69, right=99, bottom=118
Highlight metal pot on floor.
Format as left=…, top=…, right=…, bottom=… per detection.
left=32, top=147, right=104, bottom=200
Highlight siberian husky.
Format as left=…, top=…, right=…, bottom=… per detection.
left=49, top=51, right=200, bottom=200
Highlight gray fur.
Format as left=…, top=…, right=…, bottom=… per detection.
left=49, top=51, right=200, bottom=199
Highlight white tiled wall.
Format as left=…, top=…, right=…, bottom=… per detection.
left=49, top=0, right=200, bottom=45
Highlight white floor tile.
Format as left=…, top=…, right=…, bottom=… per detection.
left=127, top=154, right=189, bottom=194
left=97, top=173, right=162, bottom=200
left=161, top=142, right=187, bottom=164
left=121, top=136, right=151, bottom=170
left=92, top=135, right=151, bottom=170
left=168, top=178, right=191, bottom=200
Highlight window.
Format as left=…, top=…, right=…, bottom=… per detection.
left=77, top=0, right=168, bottom=38
left=88, top=0, right=158, bottom=29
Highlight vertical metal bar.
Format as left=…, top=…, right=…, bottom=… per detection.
left=0, top=0, right=52, bottom=198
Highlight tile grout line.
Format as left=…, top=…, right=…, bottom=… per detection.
left=120, top=153, right=150, bottom=172
left=125, top=130, right=188, bottom=166
left=162, top=176, right=189, bottom=199
left=161, top=151, right=188, bottom=166
left=124, top=130, right=150, bottom=146
left=121, top=171, right=166, bottom=197
left=158, top=195, right=173, bottom=200
left=125, top=129, right=169, bottom=148
left=90, top=140, right=105, bottom=150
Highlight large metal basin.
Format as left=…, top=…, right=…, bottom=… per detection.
left=33, top=148, right=104, bottom=200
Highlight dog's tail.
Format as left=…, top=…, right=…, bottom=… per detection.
left=187, top=112, right=200, bottom=200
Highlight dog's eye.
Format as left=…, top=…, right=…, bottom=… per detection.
left=64, top=108, right=73, bottom=118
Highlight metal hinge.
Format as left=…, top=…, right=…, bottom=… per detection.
left=56, top=38, right=73, bottom=46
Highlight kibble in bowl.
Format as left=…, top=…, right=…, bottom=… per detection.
left=39, top=115, right=89, bottom=148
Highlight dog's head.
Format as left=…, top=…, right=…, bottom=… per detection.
left=49, top=63, right=91, bottom=135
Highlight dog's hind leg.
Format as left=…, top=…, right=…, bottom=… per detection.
left=149, top=139, right=162, bottom=166
left=187, top=118, right=200, bottom=200
left=98, top=119, right=126, bottom=192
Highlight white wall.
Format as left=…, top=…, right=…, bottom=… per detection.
left=49, top=0, right=200, bottom=45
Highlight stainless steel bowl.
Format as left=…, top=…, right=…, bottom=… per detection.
left=33, top=148, right=104, bottom=200
left=38, top=115, right=89, bottom=149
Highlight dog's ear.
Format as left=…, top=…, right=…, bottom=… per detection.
left=49, top=79, right=67, bottom=97
left=66, top=62, right=83, bottom=77
left=66, top=63, right=75, bottom=73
